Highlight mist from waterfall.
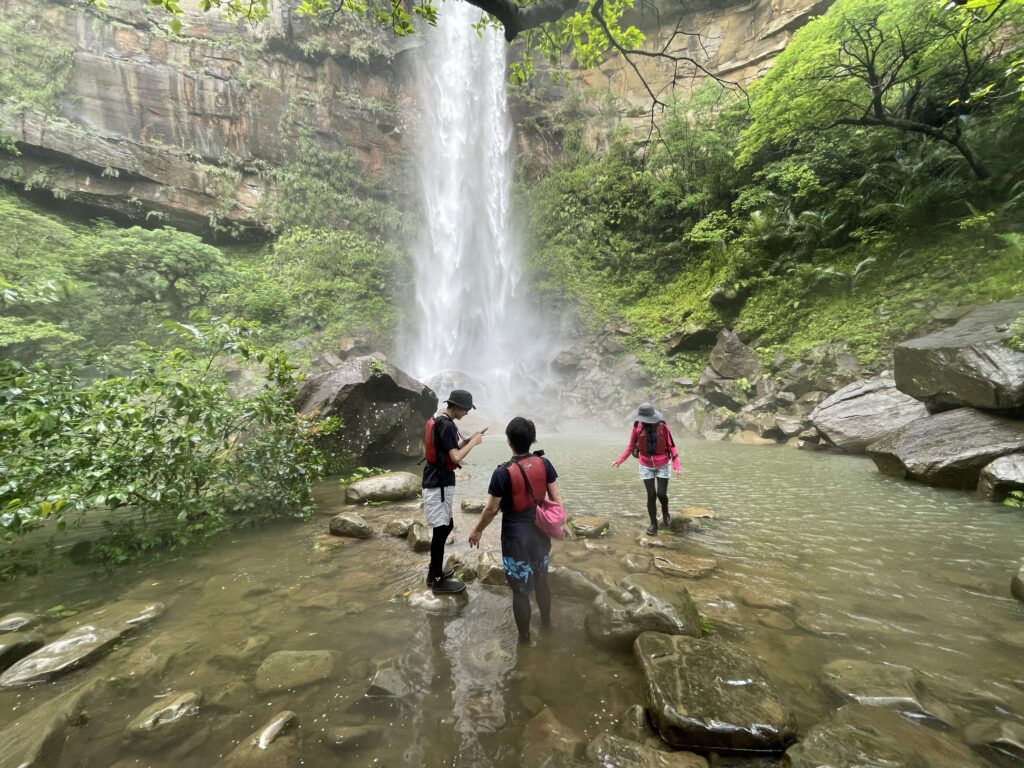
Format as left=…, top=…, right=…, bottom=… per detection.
left=401, top=1, right=552, bottom=420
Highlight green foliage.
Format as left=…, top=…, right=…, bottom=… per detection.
left=0, top=318, right=333, bottom=559
left=0, top=10, right=74, bottom=113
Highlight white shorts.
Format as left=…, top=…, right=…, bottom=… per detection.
left=639, top=464, right=671, bottom=481
left=423, top=486, right=455, bottom=528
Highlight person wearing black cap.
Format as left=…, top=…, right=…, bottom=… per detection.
left=613, top=402, right=681, bottom=535
left=421, top=389, right=484, bottom=594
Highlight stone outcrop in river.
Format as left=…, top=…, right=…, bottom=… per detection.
left=977, top=454, right=1024, bottom=501
left=585, top=574, right=702, bottom=650
left=809, top=379, right=928, bottom=454
left=293, top=356, right=436, bottom=464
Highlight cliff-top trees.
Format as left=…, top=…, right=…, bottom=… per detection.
left=739, top=0, right=1023, bottom=180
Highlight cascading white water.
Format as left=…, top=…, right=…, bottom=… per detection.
left=403, top=1, right=547, bottom=417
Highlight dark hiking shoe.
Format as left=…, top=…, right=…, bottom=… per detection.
left=662, top=514, right=671, bottom=527
left=430, top=576, right=466, bottom=595
left=645, top=524, right=658, bottom=536
left=425, top=568, right=456, bottom=586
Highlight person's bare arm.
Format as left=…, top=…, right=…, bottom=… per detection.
left=449, top=431, right=483, bottom=465
left=469, top=496, right=500, bottom=547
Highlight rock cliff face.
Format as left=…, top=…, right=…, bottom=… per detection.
left=0, top=0, right=408, bottom=232
left=0, top=0, right=823, bottom=229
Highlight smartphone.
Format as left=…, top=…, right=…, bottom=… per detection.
left=479, top=427, right=489, bottom=434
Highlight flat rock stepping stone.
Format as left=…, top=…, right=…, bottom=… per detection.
left=635, top=632, right=797, bottom=754
left=652, top=554, right=718, bottom=579
left=128, top=690, right=203, bottom=733
left=736, top=586, right=794, bottom=611
left=784, top=703, right=985, bottom=767
left=755, top=610, right=795, bottom=631
left=821, top=659, right=934, bottom=719
left=407, top=522, right=432, bottom=552
left=221, top=710, right=298, bottom=766
left=586, top=733, right=708, bottom=767
left=547, top=565, right=604, bottom=600
left=460, top=499, right=485, bottom=513
left=255, top=650, right=335, bottom=693
left=0, top=679, right=99, bottom=768
left=407, top=589, right=467, bottom=616
left=345, top=472, right=420, bottom=504
left=636, top=535, right=682, bottom=550
left=521, top=709, right=580, bottom=768
left=585, top=574, right=702, bottom=651
left=382, top=518, right=415, bottom=537
left=0, top=613, right=35, bottom=634
left=476, top=551, right=508, bottom=587
left=570, top=517, right=610, bottom=538
left=328, top=513, right=373, bottom=538
left=0, top=631, right=45, bottom=672
left=963, top=718, right=1024, bottom=762
left=622, top=554, right=651, bottom=573
left=326, top=724, right=384, bottom=751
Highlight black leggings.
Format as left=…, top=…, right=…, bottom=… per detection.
left=512, top=573, right=551, bottom=641
left=643, top=477, right=669, bottom=524
left=428, top=521, right=454, bottom=580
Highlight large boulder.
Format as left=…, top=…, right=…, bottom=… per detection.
left=328, top=513, right=373, bottom=538
left=865, top=408, right=1024, bottom=489
left=977, top=454, right=1024, bottom=501
left=709, top=330, right=762, bottom=380
left=585, top=575, right=702, bottom=651
left=0, top=679, right=99, bottom=768
left=635, top=632, right=796, bottom=754
left=344, top=472, right=420, bottom=504
left=809, top=379, right=928, bottom=453
left=782, top=703, right=985, bottom=768
left=665, top=323, right=719, bottom=356
left=894, top=296, right=1024, bottom=411
left=293, top=356, right=436, bottom=464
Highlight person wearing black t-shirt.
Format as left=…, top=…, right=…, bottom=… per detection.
left=468, top=416, right=568, bottom=644
left=422, top=389, right=484, bottom=594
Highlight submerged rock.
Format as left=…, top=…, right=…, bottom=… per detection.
left=809, top=379, right=927, bottom=454
left=782, top=703, right=984, bottom=767
left=586, top=733, right=708, bottom=768
left=407, top=522, right=432, bottom=552
left=221, top=711, right=299, bottom=768
left=585, top=574, right=702, bottom=650
left=382, top=517, right=415, bottom=536
left=894, top=296, right=1024, bottom=411
left=0, top=679, right=99, bottom=768
left=328, top=513, right=373, bottom=538
left=0, top=631, right=45, bottom=672
left=0, top=612, right=35, bottom=634
left=635, top=632, right=796, bottom=754
left=866, top=408, right=1024, bottom=489
left=963, top=718, right=1024, bottom=763
left=622, top=554, right=651, bottom=573
left=407, top=589, right=467, bottom=616
left=128, top=690, right=203, bottom=734
left=366, top=667, right=413, bottom=701
left=520, top=709, right=581, bottom=768
left=547, top=565, right=605, bottom=601
left=820, top=659, right=934, bottom=720
left=570, top=517, right=610, bottom=538
left=255, top=650, right=335, bottom=693
left=651, top=554, right=718, bottom=579
left=977, top=454, right=1024, bottom=501
left=325, top=724, right=384, bottom=752
left=460, top=499, right=486, bottom=513
left=1013, top=560, right=1024, bottom=605
left=344, top=472, right=420, bottom=504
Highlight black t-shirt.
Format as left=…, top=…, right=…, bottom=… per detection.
left=487, top=455, right=558, bottom=514
left=422, top=415, right=460, bottom=489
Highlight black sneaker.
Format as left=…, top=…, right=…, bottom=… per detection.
left=662, top=514, right=671, bottom=528
left=645, top=524, right=658, bottom=536
left=425, top=568, right=456, bottom=586
left=431, top=576, right=466, bottom=595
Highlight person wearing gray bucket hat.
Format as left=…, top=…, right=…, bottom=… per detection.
left=613, top=402, right=681, bottom=535
left=421, top=389, right=484, bottom=594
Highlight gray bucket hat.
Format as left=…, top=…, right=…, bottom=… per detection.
left=630, top=402, right=663, bottom=424
left=444, top=389, right=476, bottom=411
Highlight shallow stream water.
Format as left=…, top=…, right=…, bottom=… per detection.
left=1, top=432, right=1022, bottom=766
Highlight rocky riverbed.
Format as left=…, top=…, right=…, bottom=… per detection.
left=1, top=435, right=1022, bottom=767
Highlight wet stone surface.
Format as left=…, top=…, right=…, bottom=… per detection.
left=585, top=575, right=702, bottom=651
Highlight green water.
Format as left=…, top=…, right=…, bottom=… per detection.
left=0, top=432, right=1022, bottom=766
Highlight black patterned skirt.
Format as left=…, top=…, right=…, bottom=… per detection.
left=500, top=512, right=552, bottom=595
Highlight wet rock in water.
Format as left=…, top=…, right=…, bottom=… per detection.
left=328, top=512, right=373, bottom=538
left=0, top=678, right=99, bottom=768
left=128, top=690, right=202, bottom=734
left=476, top=551, right=508, bottom=587
left=0, top=631, right=45, bottom=672
left=793, top=611, right=851, bottom=639
left=586, top=733, right=708, bottom=768
left=636, top=535, right=682, bottom=550
left=407, top=589, right=467, bottom=616
left=709, top=329, right=762, bottom=380
left=635, top=632, right=796, bottom=754
left=585, top=574, right=702, bottom=651
left=382, top=517, right=415, bottom=537
left=755, top=610, right=795, bottom=631
left=344, top=472, right=420, bottom=504
left=686, top=587, right=743, bottom=635
left=366, top=667, right=413, bottom=701
left=0, top=612, right=35, bottom=634
left=548, top=566, right=604, bottom=600
left=255, top=650, right=336, bottom=693
left=894, top=297, right=1024, bottom=411
left=963, top=718, right=1024, bottom=763
left=1013, top=560, right=1024, bottom=605
left=570, top=517, right=610, bottom=538
left=221, top=711, right=299, bottom=768
left=584, top=541, right=615, bottom=555
left=407, top=522, right=432, bottom=552
left=460, top=498, right=486, bottom=513
left=651, top=554, right=718, bottom=579
left=732, top=430, right=777, bottom=446
left=866, top=408, right=1024, bottom=489
left=208, top=635, right=270, bottom=669
left=978, top=454, right=1024, bottom=501
left=809, top=379, right=928, bottom=454
left=736, top=586, right=794, bottom=611
left=782, top=703, right=984, bottom=767
left=520, top=709, right=581, bottom=768
left=293, top=356, right=435, bottom=464
left=326, top=724, right=383, bottom=752
left=670, top=507, right=717, bottom=533
left=622, top=554, right=651, bottom=573
left=0, top=601, right=163, bottom=688
left=821, top=659, right=935, bottom=720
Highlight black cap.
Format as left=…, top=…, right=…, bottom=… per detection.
left=444, top=389, right=476, bottom=411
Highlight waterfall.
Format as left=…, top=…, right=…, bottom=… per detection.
left=403, top=1, right=545, bottom=417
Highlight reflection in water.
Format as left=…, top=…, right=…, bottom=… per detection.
left=0, top=432, right=1022, bottom=766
